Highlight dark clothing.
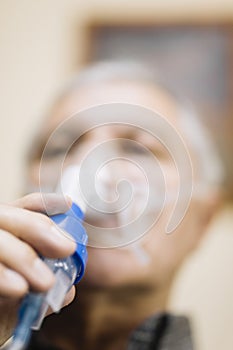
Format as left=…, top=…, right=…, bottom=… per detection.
left=127, top=313, right=193, bottom=350
left=27, top=313, right=194, bottom=350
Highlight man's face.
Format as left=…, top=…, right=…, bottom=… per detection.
left=28, top=80, right=207, bottom=290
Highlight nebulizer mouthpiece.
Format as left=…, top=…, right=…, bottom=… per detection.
left=8, top=170, right=88, bottom=350
left=73, top=141, right=163, bottom=263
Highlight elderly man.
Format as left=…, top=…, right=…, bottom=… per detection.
left=0, top=62, right=223, bottom=350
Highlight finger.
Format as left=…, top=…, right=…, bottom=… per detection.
left=0, top=206, right=76, bottom=258
left=0, top=263, right=28, bottom=298
left=45, top=286, right=76, bottom=316
left=0, top=230, right=55, bottom=292
left=63, top=286, right=76, bottom=307
left=11, top=193, right=72, bottom=216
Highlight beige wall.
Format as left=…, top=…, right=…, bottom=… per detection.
left=0, top=1, right=233, bottom=349
left=169, top=206, right=233, bottom=349
left=0, top=0, right=88, bottom=201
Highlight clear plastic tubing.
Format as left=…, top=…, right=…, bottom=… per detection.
left=8, top=203, right=88, bottom=350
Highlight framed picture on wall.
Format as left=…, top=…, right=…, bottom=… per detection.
left=80, top=21, right=233, bottom=196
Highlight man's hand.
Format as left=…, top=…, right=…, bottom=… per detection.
left=0, top=193, right=76, bottom=346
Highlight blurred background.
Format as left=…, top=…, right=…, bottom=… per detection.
left=0, top=1, right=233, bottom=349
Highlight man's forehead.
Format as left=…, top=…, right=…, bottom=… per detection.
left=45, top=81, right=179, bottom=134
left=32, top=80, right=184, bottom=164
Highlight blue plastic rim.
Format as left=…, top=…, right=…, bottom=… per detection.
left=50, top=203, right=88, bottom=284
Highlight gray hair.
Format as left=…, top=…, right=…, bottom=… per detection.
left=60, top=60, right=224, bottom=191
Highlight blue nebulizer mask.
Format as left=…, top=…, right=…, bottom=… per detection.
left=8, top=182, right=88, bottom=350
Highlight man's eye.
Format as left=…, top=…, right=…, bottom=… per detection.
left=127, top=144, right=148, bottom=155
left=122, top=142, right=169, bottom=161
left=43, top=147, right=67, bottom=159
left=121, top=141, right=148, bottom=155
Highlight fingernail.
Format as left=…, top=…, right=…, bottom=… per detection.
left=4, top=269, right=28, bottom=292
left=33, top=258, right=54, bottom=287
left=65, top=196, right=73, bottom=207
left=50, top=225, right=76, bottom=246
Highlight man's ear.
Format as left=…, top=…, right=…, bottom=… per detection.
left=198, top=189, right=223, bottom=231
left=23, top=161, right=41, bottom=194
left=25, top=160, right=59, bottom=194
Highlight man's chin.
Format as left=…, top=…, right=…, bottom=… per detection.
left=81, top=245, right=152, bottom=289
